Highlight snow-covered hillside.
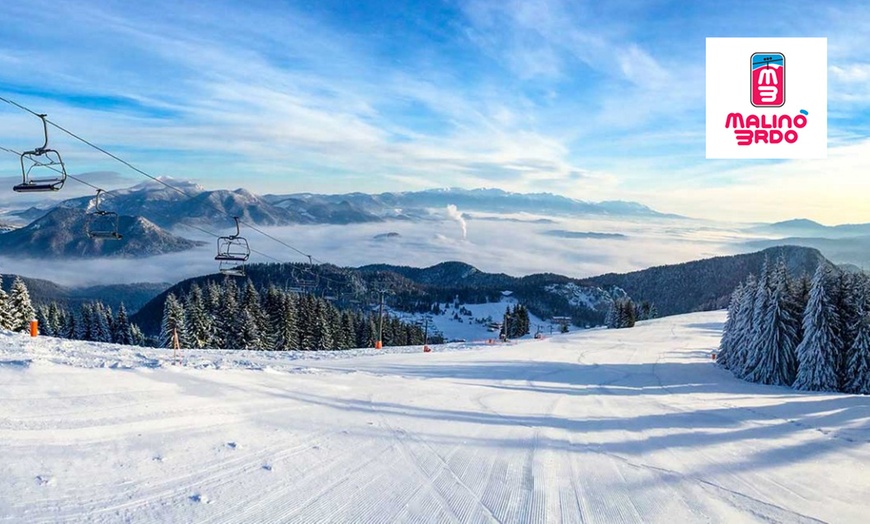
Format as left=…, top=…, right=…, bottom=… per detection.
left=3, top=312, right=870, bottom=522
left=392, top=297, right=555, bottom=342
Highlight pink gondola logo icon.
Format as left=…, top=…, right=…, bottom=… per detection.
left=751, top=53, right=785, bottom=107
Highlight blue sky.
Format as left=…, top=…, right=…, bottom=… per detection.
left=1, top=0, right=869, bottom=222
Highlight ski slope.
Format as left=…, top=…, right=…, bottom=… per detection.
left=2, top=311, right=870, bottom=522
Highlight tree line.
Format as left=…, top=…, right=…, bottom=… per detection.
left=160, top=278, right=435, bottom=350
left=605, top=298, right=657, bottom=329
left=35, top=300, right=147, bottom=345
left=500, top=304, right=530, bottom=338
left=718, top=259, right=870, bottom=393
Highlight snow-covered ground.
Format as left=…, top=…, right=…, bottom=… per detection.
left=3, top=311, right=870, bottom=522
left=392, top=297, right=556, bottom=342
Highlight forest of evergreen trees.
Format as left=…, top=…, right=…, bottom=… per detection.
left=500, top=304, right=531, bottom=338
left=605, top=299, right=657, bottom=329
left=158, top=278, right=434, bottom=351
left=718, top=259, right=870, bottom=394
left=7, top=273, right=435, bottom=352
left=34, top=299, right=146, bottom=346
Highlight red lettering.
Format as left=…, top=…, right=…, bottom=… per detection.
left=735, top=130, right=753, bottom=146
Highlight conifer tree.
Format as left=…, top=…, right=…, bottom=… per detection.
left=262, top=286, right=284, bottom=350
left=184, top=284, right=213, bottom=349
left=160, top=293, right=187, bottom=349
left=274, top=293, right=299, bottom=350
left=298, top=294, right=317, bottom=350
left=834, top=273, right=865, bottom=388
left=130, top=324, right=146, bottom=346
left=744, top=266, right=800, bottom=385
left=730, top=275, right=758, bottom=376
left=91, top=302, right=112, bottom=343
left=718, top=283, right=743, bottom=370
left=743, top=260, right=771, bottom=377
left=845, top=312, right=870, bottom=394
left=77, top=303, right=93, bottom=341
left=793, top=266, right=841, bottom=391
left=47, top=302, right=62, bottom=337
left=8, top=276, right=35, bottom=332
left=114, top=303, right=133, bottom=345
left=339, top=311, right=356, bottom=349
left=64, top=311, right=77, bottom=340
left=215, top=280, right=241, bottom=349
left=0, top=276, right=11, bottom=330
left=237, top=307, right=263, bottom=350
left=36, top=306, right=52, bottom=336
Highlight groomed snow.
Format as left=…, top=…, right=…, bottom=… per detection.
left=2, top=311, right=869, bottom=522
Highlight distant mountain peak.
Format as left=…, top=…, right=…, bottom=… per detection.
left=770, top=218, right=826, bottom=228
left=130, top=177, right=206, bottom=194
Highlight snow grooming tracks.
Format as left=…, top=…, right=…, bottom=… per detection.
left=215, top=436, right=398, bottom=523
left=372, top=398, right=499, bottom=523
left=18, top=429, right=337, bottom=523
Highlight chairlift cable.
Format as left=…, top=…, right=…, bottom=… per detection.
left=1, top=144, right=281, bottom=263
left=0, top=95, right=319, bottom=262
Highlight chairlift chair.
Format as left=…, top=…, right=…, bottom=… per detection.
left=88, top=189, right=122, bottom=240
left=295, top=261, right=319, bottom=293
left=215, top=217, right=250, bottom=276
left=14, top=114, right=68, bottom=192
left=219, top=260, right=246, bottom=277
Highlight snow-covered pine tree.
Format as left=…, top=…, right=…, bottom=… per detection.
left=77, top=303, right=94, bottom=341
left=730, top=275, right=758, bottom=376
left=237, top=307, right=262, bottom=350
left=326, top=304, right=342, bottom=349
left=844, top=311, right=870, bottom=394
left=744, top=264, right=800, bottom=386
left=793, top=265, right=841, bottom=391
left=274, top=293, right=299, bottom=350
left=718, top=282, right=744, bottom=370
left=312, top=301, right=334, bottom=350
left=113, top=303, right=133, bottom=345
left=184, top=284, right=213, bottom=349
left=241, top=279, right=268, bottom=347
left=64, top=311, right=77, bottom=339
left=742, top=259, right=772, bottom=378
left=834, top=273, right=864, bottom=389
left=160, top=293, right=187, bottom=349
left=8, top=276, right=35, bottom=332
left=47, top=302, right=63, bottom=337
left=36, top=306, right=52, bottom=336
left=604, top=300, right=617, bottom=329
left=339, top=310, right=356, bottom=349
left=215, top=279, right=241, bottom=349
left=130, top=324, right=146, bottom=346
left=0, top=276, right=10, bottom=330
left=297, top=294, right=317, bottom=350
left=91, top=302, right=112, bottom=343
left=261, top=286, right=283, bottom=350
left=356, top=315, right=375, bottom=348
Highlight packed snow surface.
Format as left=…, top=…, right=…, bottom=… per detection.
left=2, top=311, right=870, bottom=522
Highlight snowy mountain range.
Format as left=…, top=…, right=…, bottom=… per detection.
left=3, top=179, right=678, bottom=231
left=0, top=179, right=685, bottom=260
left=0, top=207, right=202, bottom=258
left=264, top=187, right=681, bottom=220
